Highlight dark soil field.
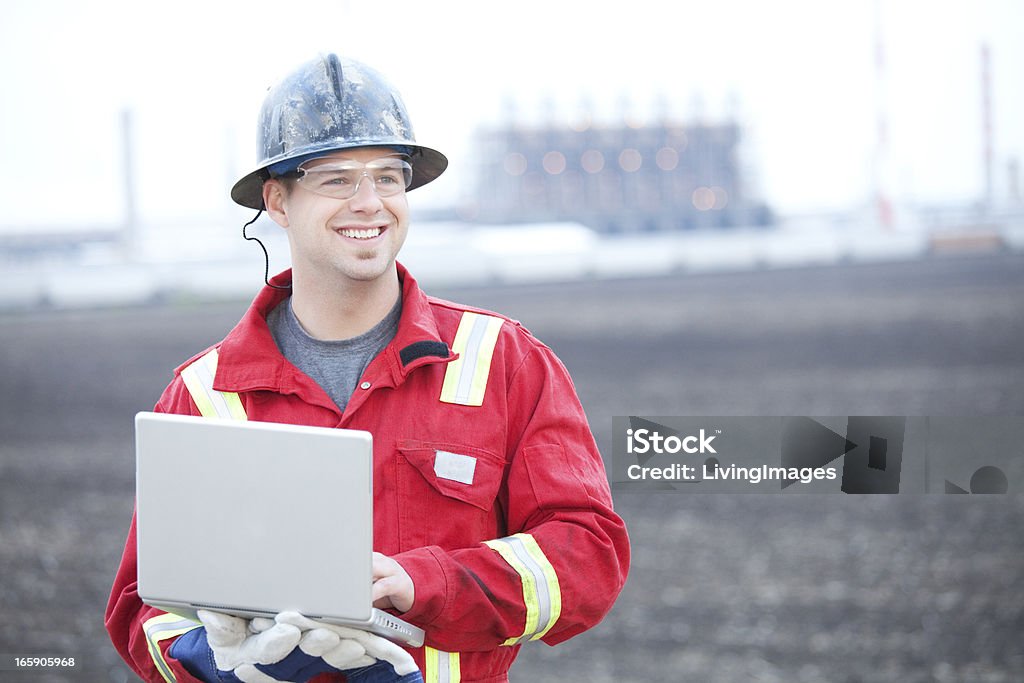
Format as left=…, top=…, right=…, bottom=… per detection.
left=2, top=252, right=1022, bottom=682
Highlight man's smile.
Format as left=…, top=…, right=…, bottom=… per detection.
left=335, top=226, right=385, bottom=240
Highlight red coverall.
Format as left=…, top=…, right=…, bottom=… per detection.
left=106, top=264, right=630, bottom=683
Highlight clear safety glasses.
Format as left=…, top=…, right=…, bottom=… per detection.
left=291, top=157, right=414, bottom=200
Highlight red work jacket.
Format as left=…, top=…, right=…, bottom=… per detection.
left=106, top=264, right=630, bottom=683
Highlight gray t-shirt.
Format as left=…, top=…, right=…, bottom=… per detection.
left=266, top=295, right=402, bottom=413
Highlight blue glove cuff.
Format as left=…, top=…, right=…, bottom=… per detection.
left=254, top=646, right=341, bottom=682
left=167, top=628, right=242, bottom=683
left=344, top=660, right=425, bottom=683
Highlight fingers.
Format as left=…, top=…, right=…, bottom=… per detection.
left=298, top=628, right=341, bottom=657
left=249, top=617, right=276, bottom=634
left=320, top=636, right=373, bottom=670
left=371, top=554, right=415, bottom=613
left=275, top=611, right=417, bottom=675
left=371, top=551, right=391, bottom=578
left=297, top=626, right=376, bottom=671
left=236, top=623, right=302, bottom=666
left=233, top=663, right=284, bottom=683
left=198, top=610, right=305, bottom=671
left=386, top=651, right=420, bottom=677
left=275, top=612, right=367, bottom=642
left=274, top=611, right=321, bottom=632
left=197, top=609, right=412, bottom=679
left=372, top=574, right=414, bottom=613
left=198, top=609, right=248, bottom=649
left=347, top=630, right=419, bottom=676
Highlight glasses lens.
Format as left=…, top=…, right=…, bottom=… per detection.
left=366, top=158, right=414, bottom=193
left=296, top=158, right=413, bottom=199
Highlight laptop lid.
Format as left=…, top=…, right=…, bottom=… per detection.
left=134, top=411, right=422, bottom=646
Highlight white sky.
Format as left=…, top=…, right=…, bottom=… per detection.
left=1, top=0, right=1022, bottom=230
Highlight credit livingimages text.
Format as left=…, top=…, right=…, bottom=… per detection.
left=627, top=461, right=837, bottom=485
left=611, top=416, right=1021, bottom=494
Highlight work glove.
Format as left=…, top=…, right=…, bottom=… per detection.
left=169, top=609, right=420, bottom=683
left=168, top=610, right=300, bottom=682
left=275, top=612, right=418, bottom=676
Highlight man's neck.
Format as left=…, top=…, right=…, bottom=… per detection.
left=288, top=266, right=401, bottom=341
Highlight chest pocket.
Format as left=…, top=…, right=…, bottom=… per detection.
left=395, top=440, right=506, bottom=552
left=180, top=348, right=247, bottom=420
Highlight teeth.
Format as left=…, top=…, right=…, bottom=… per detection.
left=339, top=227, right=381, bottom=239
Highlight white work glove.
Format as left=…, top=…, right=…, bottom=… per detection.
left=175, top=609, right=418, bottom=682
left=275, top=611, right=419, bottom=676
left=199, top=610, right=300, bottom=673
left=169, top=610, right=304, bottom=682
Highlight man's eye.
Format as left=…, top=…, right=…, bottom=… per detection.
left=319, top=174, right=352, bottom=186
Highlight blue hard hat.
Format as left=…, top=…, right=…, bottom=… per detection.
left=231, top=54, right=447, bottom=210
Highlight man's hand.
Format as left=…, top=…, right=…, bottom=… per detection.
left=200, top=610, right=301, bottom=671
left=372, top=552, right=414, bottom=613
left=168, top=610, right=312, bottom=682
left=276, top=612, right=418, bottom=676
left=170, top=610, right=416, bottom=682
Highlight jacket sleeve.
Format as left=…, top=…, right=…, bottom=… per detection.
left=394, top=341, right=630, bottom=653
left=105, top=377, right=208, bottom=683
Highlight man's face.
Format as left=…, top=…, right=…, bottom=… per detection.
left=263, top=147, right=411, bottom=287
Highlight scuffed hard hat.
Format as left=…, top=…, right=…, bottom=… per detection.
left=231, top=54, right=448, bottom=209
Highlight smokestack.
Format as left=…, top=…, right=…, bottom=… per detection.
left=981, top=43, right=994, bottom=211
left=121, top=108, right=138, bottom=260
left=1009, top=157, right=1021, bottom=205
left=872, top=0, right=893, bottom=229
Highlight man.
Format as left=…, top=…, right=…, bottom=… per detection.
left=106, top=53, right=630, bottom=683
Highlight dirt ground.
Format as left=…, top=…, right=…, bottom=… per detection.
left=1, top=252, right=1022, bottom=682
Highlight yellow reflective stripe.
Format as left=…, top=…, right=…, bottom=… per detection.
left=180, top=348, right=247, bottom=420
left=484, top=533, right=562, bottom=645
left=142, top=612, right=202, bottom=683
left=424, top=647, right=460, bottom=683
left=440, top=312, right=503, bottom=407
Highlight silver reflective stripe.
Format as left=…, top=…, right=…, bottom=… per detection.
left=454, top=314, right=492, bottom=404
left=424, top=647, right=460, bottom=683
left=483, top=533, right=562, bottom=645
left=437, top=650, right=450, bottom=681
left=503, top=536, right=552, bottom=640
left=180, top=349, right=247, bottom=420
left=440, top=312, right=503, bottom=407
left=143, top=613, right=202, bottom=683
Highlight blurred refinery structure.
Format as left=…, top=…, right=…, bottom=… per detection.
left=466, top=115, right=774, bottom=233
left=4, top=37, right=1024, bottom=309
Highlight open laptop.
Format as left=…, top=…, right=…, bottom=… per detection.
left=134, top=411, right=424, bottom=647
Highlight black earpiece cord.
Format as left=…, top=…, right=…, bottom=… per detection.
left=242, top=210, right=291, bottom=290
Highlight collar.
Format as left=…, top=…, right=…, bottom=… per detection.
left=209, top=263, right=454, bottom=396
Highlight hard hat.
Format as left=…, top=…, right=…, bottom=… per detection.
left=231, top=54, right=448, bottom=210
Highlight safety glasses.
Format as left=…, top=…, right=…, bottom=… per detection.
left=291, top=157, right=414, bottom=199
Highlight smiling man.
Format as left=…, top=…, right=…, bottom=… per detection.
left=106, top=54, right=630, bottom=683
left=264, top=150, right=413, bottom=343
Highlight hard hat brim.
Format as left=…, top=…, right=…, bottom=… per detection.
left=231, top=143, right=448, bottom=210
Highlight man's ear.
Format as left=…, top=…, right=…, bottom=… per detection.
left=262, top=179, right=290, bottom=228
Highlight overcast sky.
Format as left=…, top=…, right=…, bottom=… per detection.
left=1, top=0, right=1021, bottom=230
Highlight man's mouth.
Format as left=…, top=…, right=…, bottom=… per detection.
left=337, top=227, right=383, bottom=240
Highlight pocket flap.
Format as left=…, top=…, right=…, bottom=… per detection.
left=397, top=441, right=505, bottom=511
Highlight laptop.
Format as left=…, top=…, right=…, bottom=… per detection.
left=134, top=411, right=424, bottom=647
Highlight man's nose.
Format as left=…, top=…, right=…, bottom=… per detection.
left=347, top=173, right=384, bottom=211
